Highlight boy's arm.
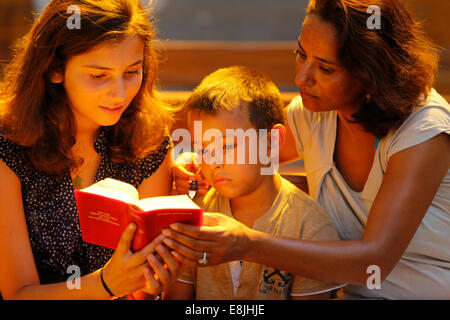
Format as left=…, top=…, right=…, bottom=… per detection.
left=163, top=280, right=195, bottom=300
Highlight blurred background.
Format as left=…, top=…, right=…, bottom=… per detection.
left=0, top=0, right=449, bottom=99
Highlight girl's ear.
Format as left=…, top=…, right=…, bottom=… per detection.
left=50, top=70, right=64, bottom=84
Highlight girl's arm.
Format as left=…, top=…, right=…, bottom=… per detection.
left=137, top=148, right=173, bottom=198
left=163, top=133, right=450, bottom=285
left=0, top=160, right=168, bottom=299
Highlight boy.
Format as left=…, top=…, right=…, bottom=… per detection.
left=166, top=66, right=343, bottom=299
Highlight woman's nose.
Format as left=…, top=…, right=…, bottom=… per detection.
left=295, top=63, right=315, bottom=88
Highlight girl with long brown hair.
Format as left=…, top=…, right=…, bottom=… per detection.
left=0, top=0, right=180, bottom=299
left=170, top=0, right=450, bottom=299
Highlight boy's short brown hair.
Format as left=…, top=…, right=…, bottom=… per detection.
left=184, top=66, right=285, bottom=130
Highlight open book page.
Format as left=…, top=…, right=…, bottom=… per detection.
left=136, top=195, right=201, bottom=212
left=80, top=178, right=139, bottom=204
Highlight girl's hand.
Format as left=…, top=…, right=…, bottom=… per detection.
left=100, top=223, right=166, bottom=298
left=141, top=243, right=184, bottom=296
left=171, top=152, right=209, bottom=196
left=161, top=212, right=256, bottom=266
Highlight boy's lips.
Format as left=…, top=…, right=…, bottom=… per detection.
left=213, top=177, right=231, bottom=185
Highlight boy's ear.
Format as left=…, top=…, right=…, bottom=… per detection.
left=49, top=70, right=64, bottom=84
left=267, top=124, right=286, bottom=157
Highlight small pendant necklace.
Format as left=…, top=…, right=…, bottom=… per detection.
left=73, top=175, right=83, bottom=190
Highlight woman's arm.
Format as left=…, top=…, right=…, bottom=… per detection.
left=163, top=133, right=450, bottom=285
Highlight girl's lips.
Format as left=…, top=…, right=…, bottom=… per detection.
left=99, top=106, right=123, bottom=113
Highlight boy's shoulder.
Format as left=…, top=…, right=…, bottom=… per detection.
left=279, top=177, right=326, bottom=215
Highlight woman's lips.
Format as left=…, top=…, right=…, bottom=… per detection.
left=300, top=91, right=319, bottom=100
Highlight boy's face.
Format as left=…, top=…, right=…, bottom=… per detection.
left=188, top=108, right=273, bottom=199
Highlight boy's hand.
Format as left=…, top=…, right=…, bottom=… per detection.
left=171, top=152, right=209, bottom=196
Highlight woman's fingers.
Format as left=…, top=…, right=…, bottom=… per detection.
left=162, top=227, right=218, bottom=250
left=162, top=236, right=206, bottom=263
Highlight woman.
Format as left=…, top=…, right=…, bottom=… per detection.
left=0, top=0, right=181, bottom=299
left=169, top=0, right=450, bottom=299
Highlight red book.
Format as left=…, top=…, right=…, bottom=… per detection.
left=74, top=178, right=203, bottom=251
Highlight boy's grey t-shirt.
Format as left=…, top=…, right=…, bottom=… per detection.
left=286, top=89, right=450, bottom=299
left=179, top=176, right=344, bottom=299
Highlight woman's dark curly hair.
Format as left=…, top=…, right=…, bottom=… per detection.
left=307, top=0, right=440, bottom=138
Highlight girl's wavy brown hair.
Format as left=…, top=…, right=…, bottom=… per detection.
left=307, top=0, right=440, bottom=138
left=0, top=0, right=173, bottom=175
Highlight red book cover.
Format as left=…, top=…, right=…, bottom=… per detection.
left=74, top=178, right=203, bottom=251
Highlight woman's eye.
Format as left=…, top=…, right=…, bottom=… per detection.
left=294, top=49, right=306, bottom=60
left=320, top=66, right=335, bottom=74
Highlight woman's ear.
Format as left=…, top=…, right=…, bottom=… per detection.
left=50, top=70, right=64, bottom=84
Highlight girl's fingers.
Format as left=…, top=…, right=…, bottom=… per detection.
left=143, top=266, right=162, bottom=294
left=129, top=234, right=165, bottom=267
left=155, top=244, right=180, bottom=277
left=115, top=223, right=136, bottom=256
left=147, top=253, right=171, bottom=287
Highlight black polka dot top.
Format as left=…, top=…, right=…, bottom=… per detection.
left=0, top=126, right=171, bottom=284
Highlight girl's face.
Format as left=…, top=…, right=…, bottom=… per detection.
left=295, top=14, right=365, bottom=115
left=59, top=35, right=144, bottom=132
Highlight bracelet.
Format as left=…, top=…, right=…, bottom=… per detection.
left=100, top=267, right=119, bottom=300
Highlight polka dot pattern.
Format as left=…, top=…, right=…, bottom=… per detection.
left=0, top=126, right=171, bottom=284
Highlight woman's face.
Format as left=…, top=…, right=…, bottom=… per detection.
left=295, top=14, right=365, bottom=115
left=59, top=35, right=144, bottom=132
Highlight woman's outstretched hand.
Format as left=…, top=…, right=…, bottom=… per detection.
left=160, top=212, right=257, bottom=266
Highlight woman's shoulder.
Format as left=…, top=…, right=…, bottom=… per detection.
left=383, top=89, right=449, bottom=158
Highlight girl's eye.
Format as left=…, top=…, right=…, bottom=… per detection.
left=125, top=70, right=141, bottom=76
left=90, top=74, right=106, bottom=80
